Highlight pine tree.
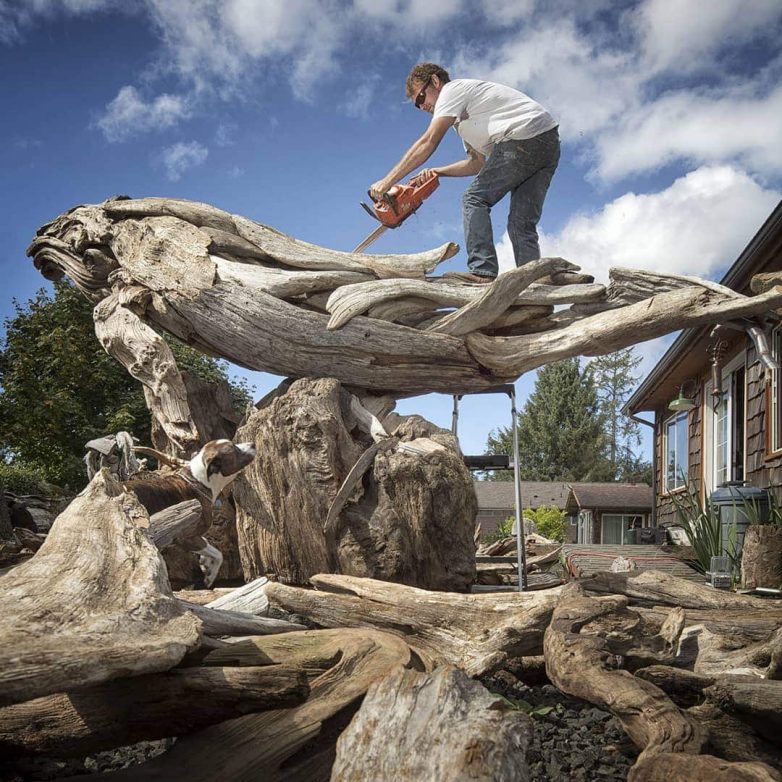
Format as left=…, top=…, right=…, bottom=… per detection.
left=486, top=357, right=612, bottom=481
left=587, top=348, right=651, bottom=482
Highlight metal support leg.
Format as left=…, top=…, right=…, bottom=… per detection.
left=510, top=387, right=527, bottom=591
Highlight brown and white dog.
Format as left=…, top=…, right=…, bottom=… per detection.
left=125, top=439, right=256, bottom=587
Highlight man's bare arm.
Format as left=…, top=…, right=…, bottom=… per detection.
left=370, top=116, right=455, bottom=198
left=433, top=145, right=485, bottom=177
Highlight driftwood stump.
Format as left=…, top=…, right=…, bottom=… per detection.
left=233, top=378, right=477, bottom=590
left=741, top=525, right=782, bottom=590
left=331, top=665, right=532, bottom=781
left=0, top=471, right=202, bottom=707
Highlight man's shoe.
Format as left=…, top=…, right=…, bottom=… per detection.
left=441, top=271, right=496, bottom=284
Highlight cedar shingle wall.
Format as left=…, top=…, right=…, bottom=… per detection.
left=654, top=339, right=782, bottom=519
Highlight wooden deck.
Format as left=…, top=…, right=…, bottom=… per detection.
left=562, top=544, right=702, bottom=582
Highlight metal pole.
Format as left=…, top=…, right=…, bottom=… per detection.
left=510, top=386, right=527, bottom=591
left=451, top=394, right=460, bottom=437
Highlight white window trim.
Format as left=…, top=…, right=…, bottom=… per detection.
left=703, top=351, right=747, bottom=495
left=771, top=326, right=782, bottom=452
left=663, top=410, right=690, bottom=492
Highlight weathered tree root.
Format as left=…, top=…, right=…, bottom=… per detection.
left=543, top=583, right=706, bottom=762
left=266, top=573, right=563, bottom=676
left=73, top=628, right=413, bottom=782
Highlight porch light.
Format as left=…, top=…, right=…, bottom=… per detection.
left=668, top=382, right=697, bottom=412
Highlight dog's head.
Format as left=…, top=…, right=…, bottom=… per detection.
left=188, top=439, right=257, bottom=501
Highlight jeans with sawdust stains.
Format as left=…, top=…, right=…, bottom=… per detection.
left=463, top=126, right=560, bottom=278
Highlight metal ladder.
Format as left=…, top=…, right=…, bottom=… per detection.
left=451, top=384, right=527, bottom=591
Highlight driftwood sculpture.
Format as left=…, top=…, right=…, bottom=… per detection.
left=14, top=198, right=782, bottom=779
left=233, top=377, right=478, bottom=589
left=27, top=196, right=782, bottom=455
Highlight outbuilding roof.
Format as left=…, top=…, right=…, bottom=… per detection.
left=566, top=483, right=653, bottom=512
left=474, top=481, right=653, bottom=512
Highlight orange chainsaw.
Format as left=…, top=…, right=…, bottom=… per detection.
left=353, top=172, right=440, bottom=253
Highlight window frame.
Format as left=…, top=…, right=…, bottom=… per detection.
left=663, top=409, right=690, bottom=493
left=769, top=326, right=782, bottom=456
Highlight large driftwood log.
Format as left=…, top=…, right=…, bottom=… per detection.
left=148, top=499, right=203, bottom=548
left=331, top=665, right=533, bottom=781
left=266, top=574, right=563, bottom=675
left=233, top=377, right=477, bottom=590
left=741, top=525, right=782, bottom=589
left=628, top=753, right=781, bottom=782
left=78, top=628, right=413, bottom=782
left=0, top=471, right=201, bottom=707
left=0, top=664, right=307, bottom=757
left=543, top=583, right=705, bottom=764
left=28, top=198, right=782, bottom=451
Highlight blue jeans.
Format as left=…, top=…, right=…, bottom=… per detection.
left=462, top=127, right=560, bottom=277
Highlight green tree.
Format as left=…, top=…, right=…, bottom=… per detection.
left=525, top=505, right=567, bottom=542
left=0, top=283, right=253, bottom=490
left=486, top=358, right=612, bottom=482
left=587, top=348, right=651, bottom=482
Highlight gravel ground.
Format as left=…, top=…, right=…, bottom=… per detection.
left=482, top=672, right=638, bottom=781
left=0, top=739, right=174, bottom=781
left=2, top=652, right=637, bottom=782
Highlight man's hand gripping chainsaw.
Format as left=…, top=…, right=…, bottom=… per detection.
left=353, top=172, right=440, bottom=253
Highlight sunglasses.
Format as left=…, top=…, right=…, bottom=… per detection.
left=414, top=77, right=432, bottom=109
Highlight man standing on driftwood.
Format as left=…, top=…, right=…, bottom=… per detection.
left=369, top=63, right=560, bottom=284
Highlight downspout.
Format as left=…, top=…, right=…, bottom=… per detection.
left=630, top=413, right=656, bottom=528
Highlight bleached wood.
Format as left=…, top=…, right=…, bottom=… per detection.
left=78, top=628, right=413, bottom=782
left=177, top=600, right=305, bottom=636
left=0, top=471, right=201, bottom=707
left=326, top=275, right=605, bottom=330
left=148, top=499, right=203, bottom=548
left=544, top=583, right=705, bottom=765
left=0, top=664, right=307, bottom=757
left=266, top=574, right=564, bottom=676
left=331, top=665, right=532, bottom=781
left=467, top=286, right=782, bottom=376
left=205, top=576, right=270, bottom=615
left=93, top=292, right=200, bottom=454
left=29, top=197, right=782, bottom=404
left=427, top=258, right=578, bottom=336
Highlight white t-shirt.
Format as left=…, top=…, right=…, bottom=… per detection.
left=432, top=79, right=557, bottom=157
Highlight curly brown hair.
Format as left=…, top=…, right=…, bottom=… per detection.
left=405, top=63, right=450, bottom=100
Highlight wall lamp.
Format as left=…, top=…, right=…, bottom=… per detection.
left=668, top=380, right=698, bottom=412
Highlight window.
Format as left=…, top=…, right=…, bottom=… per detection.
left=771, top=327, right=782, bottom=452
left=664, top=411, right=689, bottom=491
left=602, top=513, right=645, bottom=544
left=713, top=362, right=745, bottom=487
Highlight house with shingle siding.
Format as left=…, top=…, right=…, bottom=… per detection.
left=474, top=481, right=653, bottom=543
left=624, top=201, right=782, bottom=523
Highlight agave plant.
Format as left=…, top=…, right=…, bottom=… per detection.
left=668, top=486, right=723, bottom=575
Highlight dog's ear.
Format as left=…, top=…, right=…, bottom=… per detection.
left=206, top=455, right=223, bottom=477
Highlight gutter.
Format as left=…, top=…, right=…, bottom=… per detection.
left=630, top=413, right=656, bottom=528
left=624, top=200, right=782, bottom=415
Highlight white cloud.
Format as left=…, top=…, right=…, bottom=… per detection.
left=593, top=83, right=782, bottom=181
left=96, top=85, right=191, bottom=141
left=159, top=140, right=208, bottom=180
left=481, top=0, right=536, bottom=26
left=0, top=0, right=120, bottom=44
left=145, top=0, right=343, bottom=99
left=634, top=0, right=782, bottom=74
left=453, top=19, right=639, bottom=141
left=353, top=0, right=463, bottom=26
left=537, top=165, right=780, bottom=282
left=452, top=1, right=782, bottom=182
left=215, top=122, right=236, bottom=147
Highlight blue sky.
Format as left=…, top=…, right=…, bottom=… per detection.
left=2, top=0, right=781, bottom=460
